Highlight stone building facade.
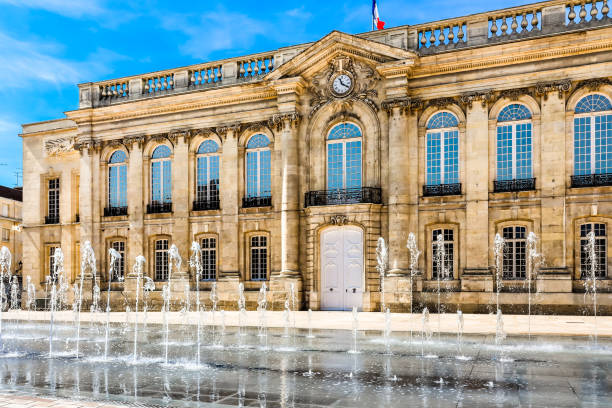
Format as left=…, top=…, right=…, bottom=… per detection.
left=20, top=1, right=612, bottom=313
left=0, top=186, right=22, bottom=277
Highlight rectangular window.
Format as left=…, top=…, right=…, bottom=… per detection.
left=200, top=237, right=217, bottom=281
left=580, top=223, right=607, bottom=278
left=48, top=245, right=60, bottom=279
left=155, top=239, right=169, bottom=280
left=1, top=228, right=8, bottom=242
left=515, top=123, right=532, bottom=179
left=432, top=229, right=454, bottom=279
left=250, top=235, right=268, bottom=281
left=196, top=156, right=220, bottom=203
left=502, top=226, right=526, bottom=279
left=426, top=132, right=442, bottom=185
left=48, top=178, right=60, bottom=221
left=595, top=114, right=612, bottom=175
left=111, top=241, right=126, bottom=281
left=1, top=204, right=8, bottom=217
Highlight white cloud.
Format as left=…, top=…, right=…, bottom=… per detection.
left=0, top=0, right=108, bottom=18
left=0, top=31, right=126, bottom=89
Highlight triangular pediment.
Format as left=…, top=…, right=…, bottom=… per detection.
left=266, top=31, right=417, bottom=81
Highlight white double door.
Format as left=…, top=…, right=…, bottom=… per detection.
left=321, top=226, right=364, bottom=311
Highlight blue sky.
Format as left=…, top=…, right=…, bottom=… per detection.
left=0, top=0, right=533, bottom=187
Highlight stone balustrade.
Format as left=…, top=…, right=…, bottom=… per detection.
left=79, top=0, right=612, bottom=108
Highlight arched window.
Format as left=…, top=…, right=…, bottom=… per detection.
left=151, top=145, right=172, bottom=208
left=195, top=140, right=220, bottom=210
left=426, top=112, right=459, bottom=187
left=327, top=123, right=362, bottom=191
left=108, top=151, right=127, bottom=213
left=496, top=104, right=532, bottom=181
left=502, top=226, right=527, bottom=279
left=245, top=134, right=271, bottom=201
left=574, top=94, right=612, bottom=176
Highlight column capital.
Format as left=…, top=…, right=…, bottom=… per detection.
left=269, top=111, right=302, bottom=131
left=460, top=90, right=494, bottom=109
left=124, top=135, right=145, bottom=148
left=535, top=79, right=572, bottom=100
left=215, top=124, right=242, bottom=139
left=382, top=97, right=412, bottom=116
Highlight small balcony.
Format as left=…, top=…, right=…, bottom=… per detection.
left=423, top=183, right=462, bottom=197
left=104, top=206, right=128, bottom=217
left=571, top=173, right=612, bottom=188
left=147, top=202, right=172, bottom=214
left=493, top=178, right=536, bottom=193
left=44, top=215, right=59, bottom=225
left=304, top=187, right=382, bottom=207
left=193, top=199, right=220, bottom=211
left=242, top=196, right=272, bottom=208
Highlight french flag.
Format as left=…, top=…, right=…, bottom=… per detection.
left=372, top=0, right=385, bottom=30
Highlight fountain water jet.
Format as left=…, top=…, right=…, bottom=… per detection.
left=77, top=242, right=97, bottom=359
left=526, top=232, right=542, bottom=339
left=406, top=233, right=421, bottom=328
left=142, top=277, right=154, bottom=331
left=307, top=308, right=314, bottom=339
left=238, top=283, right=246, bottom=337
left=189, top=242, right=203, bottom=365
left=421, top=307, right=435, bottom=358
left=456, top=310, right=465, bottom=359
left=376, top=237, right=388, bottom=313
left=433, top=234, right=446, bottom=341
left=0, top=246, right=12, bottom=343
left=349, top=306, right=359, bottom=354
left=48, top=248, right=63, bottom=356
left=9, top=276, right=18, bottom=310
left=495, top=309, right=507, bottom=361
left=383, top=308, right=391, bottom=355
left=104, top=247, right=121, bottom=361
left=493, top=234, right=505, bottom=313
left=132, top=255, right=145, bottom=364
left=257, top=283, right=268, bottom=348
left=162, top=284, right=170, bottom=364
left=584, top=230, right=599, bottom=343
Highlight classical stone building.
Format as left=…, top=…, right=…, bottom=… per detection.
left=20, top=1, right=612, bottom=313
left=0, top=186, right=22, bottom=277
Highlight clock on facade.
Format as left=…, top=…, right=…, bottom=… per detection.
left=331, top=74, right=353, bottom=96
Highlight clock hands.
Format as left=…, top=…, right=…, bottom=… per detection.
left=339, top=77, right=350, bottom=88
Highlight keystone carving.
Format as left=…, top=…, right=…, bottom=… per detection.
left=426, top=97, right=457, bottom=110
left=329, top=215, right=349, bottom=225
left=498, top=87, right=533, bottom=101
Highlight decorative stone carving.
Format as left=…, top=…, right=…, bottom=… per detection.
left=124, top=135, right=145, bottom=147
left=460, top=90, right=494, bottom=108
left=575, top=77, right=612, bottom=92
left=149, top=134, right=172, bottom=145
left=535, top=79, right=572, bottom=100
left=308, top=54, right=380, bottom=118
left=382, top=97, right=412, bottom=115
left=216, top=124, right=242, bottom=138
left=45, top=137, right=75, bottom=156
left=329, top=215, right=349, bottom=225
left=328, top=111, right=360, bottom=124
left=269, top=112, right=301, bottom=131
left=498, top=87, right=533, bottom=101
left=245, top=121, right=272, bottom=133
left=189, top=128, right=217, bottom=139
left=426, top=97, right=457, bottom=110
left=168, top=129, right=190, bottom=143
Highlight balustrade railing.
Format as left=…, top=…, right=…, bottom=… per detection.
left=143, top=74, right=174, bottom=94
left=99, top=81, right=129, bottom=100
left=489, top=9, right=542, bottom=39
left=189, top=65, right=223, bottom=87
left=304, top=187, right=382, bottom=207
left=493, top=178, right=536, bottom=193
left=238, top=54, right=274, bottom=80
left=567, top=1, right=610, bottom=26
left=571, top=173, right=612, bottom=187
left=83, top=1, right=612, bottom=106
left=423, top=183, right=462, bottom=197
left=104, top=206, right=128, bottom=217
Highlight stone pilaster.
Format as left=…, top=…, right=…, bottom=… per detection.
left=170, top=131, right=191, bottom=276
left=537, top=80, right=571, bottom=280
left=124, top=136, right=145, bottom=299
left=462, top=93, right=491, bottom=289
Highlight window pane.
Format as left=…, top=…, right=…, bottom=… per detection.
left=444, top=130, right=459, bottom=184
left=427, top=132, right=441, bottom=185
left=580, top=223, right=607, bottom=278
left=432, top=229, right=454, bottom=279
left=497, top=125, right=513, bottom=181
left=595, top=114, right=612, bottom=175
left=345, top=140, right=362, bottom=189
left=515, top=123, right=532, bottom=179
left=260, top=150, right=271, bottom=196
left=246, top=151, right=258, bottom=197
left=327, top=142, right=344, bottom=190
left=574, top=117, right=592, bottom=175
left=163, top=161, right=172, bottom=203
left=151, top=162, right=162, bottom=202
left=201, top=237, right=217, bottom=281
left=251, top=236, right=268, bottom=281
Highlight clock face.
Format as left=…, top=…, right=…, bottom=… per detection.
left=332, top=74, right=352, bottom=96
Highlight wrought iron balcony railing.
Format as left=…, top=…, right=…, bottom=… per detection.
left=104, top=206, right=128, bottom=217
left=242, top=196, right=272, bottom=208
left=493, top=178, right=536, bottom=193
left=423, top=183, right=462, bottom=197
left=147, top=202, right=172, bottom=214
left=44, top=216, right=59, bottom=225
left=571, top=173, right=612, bottom=188
left=304, top=187, right=382, bottom=207
left=193, top=199, right=220, bottom=211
